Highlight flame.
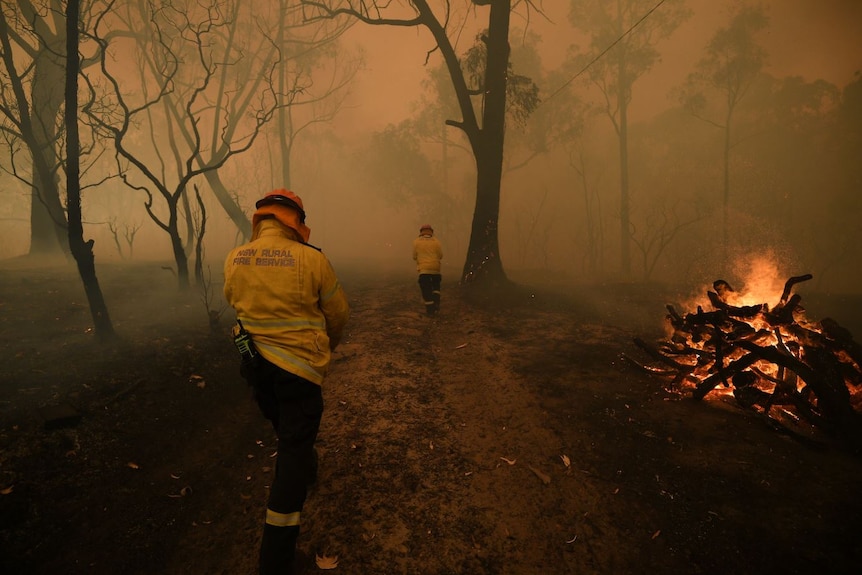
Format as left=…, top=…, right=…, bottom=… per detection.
left=729, top=256, right=787, bottom=308
left=640, top=262, right=862, bottom=440
left=684, top=254, right=788, bottom=312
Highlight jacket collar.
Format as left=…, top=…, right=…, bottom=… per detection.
left=254, top=218, right=304, bottom=243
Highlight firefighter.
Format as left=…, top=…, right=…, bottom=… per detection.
left=412, top=224, right=443, bottom=316
left=223, top=189, right=350, bottom=575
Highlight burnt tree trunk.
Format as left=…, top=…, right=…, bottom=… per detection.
left=461, top=0, right=510, bottom=286
left=65, top=0, right=115, bottom=341
left=0, top=5, right=67, bottom=256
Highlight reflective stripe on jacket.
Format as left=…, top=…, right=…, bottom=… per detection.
left=412, top=235, right=442, bottom=274
left=223, top=219, right=350, bottom=385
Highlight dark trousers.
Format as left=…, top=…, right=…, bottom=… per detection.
left=243, top=357, right=323, bottom=575
left=418, top=273, right=442, bottom=316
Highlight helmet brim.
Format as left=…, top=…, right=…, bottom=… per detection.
left=256, top=194, right=306, bottom=223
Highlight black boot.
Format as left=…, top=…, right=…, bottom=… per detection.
left=259, top=524, right=299, bottom=575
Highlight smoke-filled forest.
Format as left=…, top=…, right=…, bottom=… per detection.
left=2, top=1, right=862, bottom=574
left=1, top=0, right=861, bottom=291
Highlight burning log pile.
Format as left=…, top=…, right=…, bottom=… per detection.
left=625, top=273, right=862, bottom=450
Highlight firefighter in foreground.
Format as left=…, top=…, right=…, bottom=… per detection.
left=412, top=224, right=443, bottom=316
left=223, top=190, right=350, bottom=575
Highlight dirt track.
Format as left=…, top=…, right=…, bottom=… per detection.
left=2, top=261, right=862, bottom=574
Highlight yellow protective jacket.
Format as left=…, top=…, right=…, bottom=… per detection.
left=223, top=219, right=350, bottom=385
left=413, top=234, right=443, bottom=274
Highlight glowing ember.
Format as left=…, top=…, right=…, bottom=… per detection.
left=624, top=272, right=862, bottom=449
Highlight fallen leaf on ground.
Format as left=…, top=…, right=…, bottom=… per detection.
left=500, top=457, right=516, bottom=465
left=528, top=465, right=551, bottom=485
left=454, top=343, right=467, bottom=349
left=1, top=485, right=13, bottom=495
left=652, top=530, right=661, bottom=539
left=127, top=462, right=140, bottom=470
left=560, top=454, right=571, bottom=468
left=316, top=554, right=339, bottom=569
left=168, top=486, right=193, bottom=498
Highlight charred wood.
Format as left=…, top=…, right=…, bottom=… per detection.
left=767, top=293, right=802, bottom=325
left=706, top=290, right=764, bottom=319
left=666, top=304, right=683, bottom=327
left=683, top=308, right=728, bottom=327
left=736, top=340, right=862, bottom=449
left=630, top=272, right=862, bottom=450
left=619, top=353, right=677, bottom=377
left=633, top=338, right=688, bottom=371
left=820, top=317, right=862, bottom=369
left=693, top=352, right=761, bottom=400
left=713, top=279, right=735, bottom=301
left=779, top=274, right=813, bottom=305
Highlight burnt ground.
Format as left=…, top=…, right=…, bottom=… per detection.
left=1, top=259, right=862, bottom=575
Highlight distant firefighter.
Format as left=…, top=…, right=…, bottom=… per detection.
left=413, top=224, right=443, bottom=316
left=223, top=189, right=350, bottom=575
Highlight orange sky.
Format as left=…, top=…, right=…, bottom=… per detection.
left=762, top=0, right=862, bottom=84
left=336, top=0, right=862, bottom=133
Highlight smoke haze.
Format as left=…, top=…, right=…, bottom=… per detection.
left=1, top=0, right=860, bottom=296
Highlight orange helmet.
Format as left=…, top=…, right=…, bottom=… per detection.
left=256, top=189, right=305, bottom=223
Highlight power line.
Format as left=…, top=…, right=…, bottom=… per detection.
left=542, top=0, right=668, bottom=104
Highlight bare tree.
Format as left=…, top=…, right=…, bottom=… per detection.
left=0, top=1, right=115, bottom=259
left=139, top=0, right=358, bottom=242
left=568, top=146, right=605, bottom=276
left=567, top=0, right=690, bottom=277
left=106, top=217, right=141, bottom=259
left=86, top=0, right=289, bottom=289
left=191, top=184, right=207, bottom=284
left=65, top=0, right=115, bottom=341
left=677, top=2, right=767, bottom=264
left=0, top=1, right=70, bottom=256
left=199, top=264, right=227, bottom=332
left=629, top=197, right=701, bottom=281
left=271, top=0, right=358, bottom=192
left=512, top=185, right=549, bottom=267
left=302, top=0, right=545, bottom=286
